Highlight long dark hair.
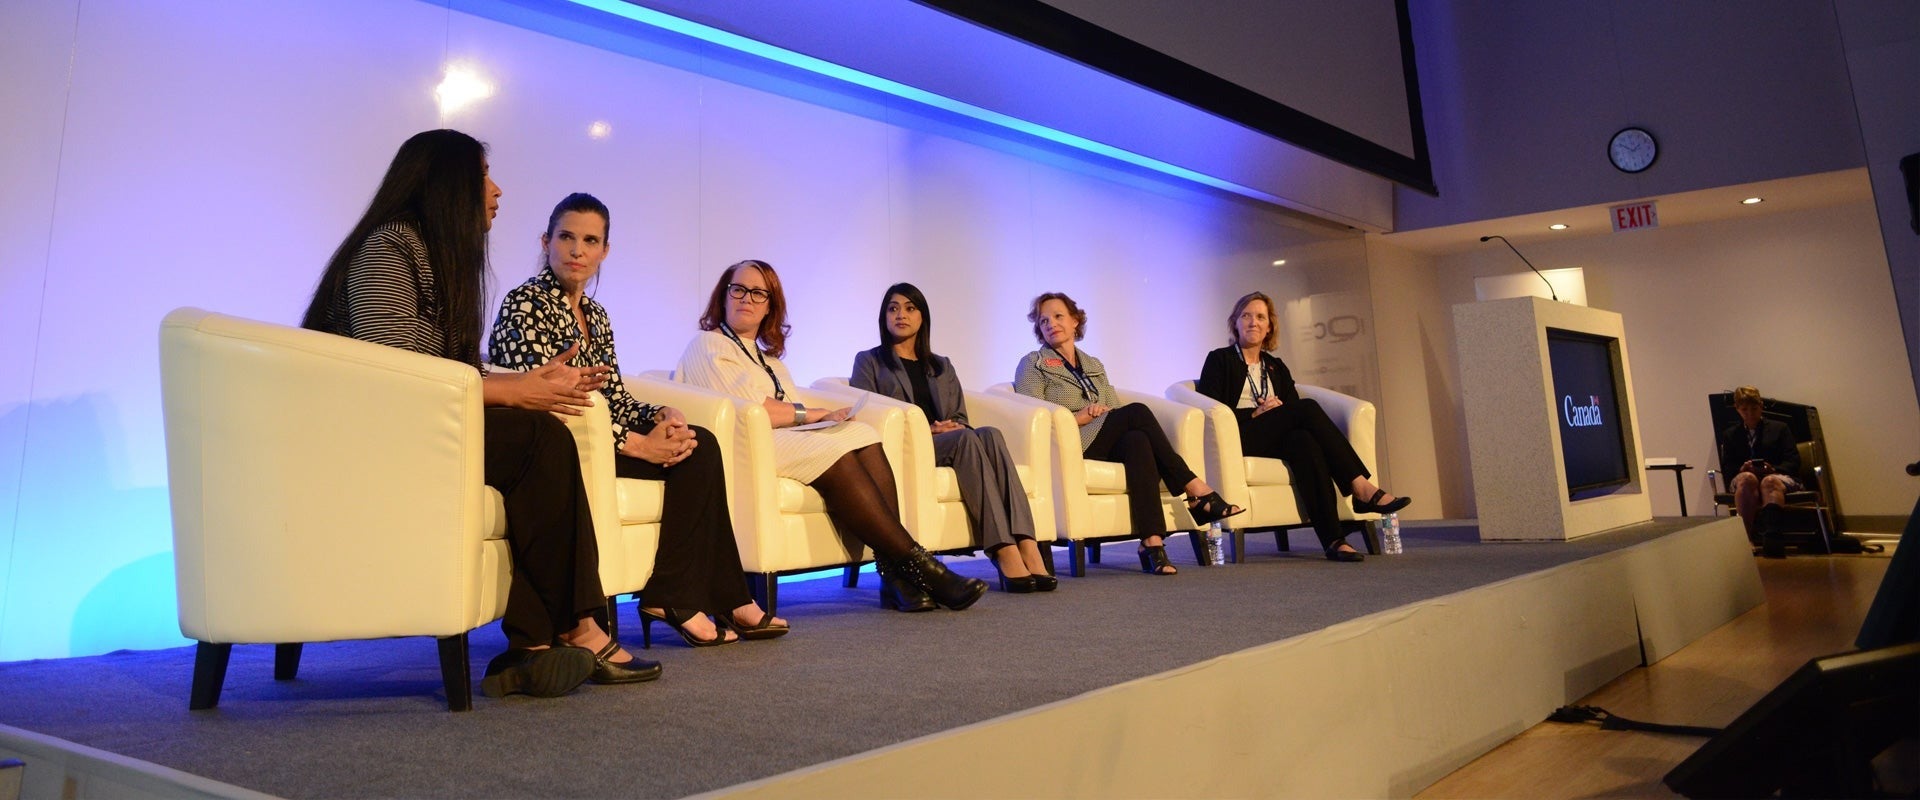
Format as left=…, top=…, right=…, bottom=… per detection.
left=303, top=129, right=491, bottom=366
left=876, top=282, right=941, bottom=375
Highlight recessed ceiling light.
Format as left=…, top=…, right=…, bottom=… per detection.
left=1741, top=197, right=1764, bottom=205
left=1271, top=259, right=1287, bottom=266
left=1548, top=223, right=1568, bottom=230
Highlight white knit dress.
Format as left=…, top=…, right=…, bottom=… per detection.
left=675, top=329, right=880, bottom=483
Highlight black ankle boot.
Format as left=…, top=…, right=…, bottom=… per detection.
left=875, top=560, right=936, bottom=612
left=884, top=545, right=987, bottom=611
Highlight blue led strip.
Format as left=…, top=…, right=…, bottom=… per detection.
left=564, top=0, right=1286, bottom=205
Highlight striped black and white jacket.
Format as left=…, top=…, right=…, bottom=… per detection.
left=315, top=221, right=455, bottom=359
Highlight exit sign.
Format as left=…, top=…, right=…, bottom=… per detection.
left=1611, top=201, right=1659, bottom=232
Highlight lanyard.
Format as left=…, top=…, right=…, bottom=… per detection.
left=720, top=326, right=785, bottom=401
left=1246, top=358, right=1270, bottom=404
left=1050, top=346, right=1099, bottom=400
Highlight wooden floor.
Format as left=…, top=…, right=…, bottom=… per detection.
left=1416, top=549, right=1895, bottom=799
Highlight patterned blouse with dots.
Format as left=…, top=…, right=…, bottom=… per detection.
left=487, top=267, right=659, bottom=448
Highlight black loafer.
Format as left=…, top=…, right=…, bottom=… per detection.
left=1325, top=545, right=1365, bottom=563
left=589, top=640, right=663, bottom=685
left=1352, top=489, right=1412, bottom=515
left=480, top=646, right=594, bottom=698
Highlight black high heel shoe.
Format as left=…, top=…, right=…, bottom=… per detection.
left=640, top=608, right=735, bottom=648
left=881, top=545, right=987, bottom=610
left=997, top=569, right=1036, bottom=594
left=1138, top=544, right=1177, bottom=575
left=588, top=639, right=663, bottom=685
left=1351, top=488, right=1412, bottom=515
left=1029, top=569, right=1058, bottom=592
left=1186, top=492, right=1245, bottom=525
left=876, top=562, right=938, bottom=612
left=720, top=608, right=790, bottom=641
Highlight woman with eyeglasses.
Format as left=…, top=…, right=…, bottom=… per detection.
left=488, top=193, right=787, bottom=647
left=675, top=260, right=988, bottom=612
left=850, top=283, right=1054, bottom=593
left=1014, top=292, right=1243, bottom=576
left=1195, top=291, right=1409, bottom=563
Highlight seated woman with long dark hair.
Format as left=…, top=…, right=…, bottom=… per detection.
left=303, top=130, right=657, bottom=698
left=1013, top=291, right=1243, bottom=576
left=850, top=283, right=1055, bottom=593
left=676, top=260, right=987, bottom=612
left=1195, top=291, right=1410, bottom=562
left=488, top=193, right=786, bottom=645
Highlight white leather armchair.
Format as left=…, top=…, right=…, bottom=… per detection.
left=162, top=309, right=525, bottom=712
left=988, top=384, right=1204, bottom=576
left=1165, top=380, right=1383, bottom=560
left=811, top=379, right=1059, bottom=565
left=639, top=371, right=906, bottom=614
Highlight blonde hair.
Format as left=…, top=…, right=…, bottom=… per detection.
left=1226, top=292, right=1278, bottom=351
left=1732, top=385, right=1763, bottom=408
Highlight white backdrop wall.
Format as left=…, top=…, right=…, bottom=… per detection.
left=0, top=0, right=1370, bottom=660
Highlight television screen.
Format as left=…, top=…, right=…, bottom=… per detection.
left=1546, top=328, right=1631, bottom=497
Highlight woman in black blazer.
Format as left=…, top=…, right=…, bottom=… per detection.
left=851, top=283, right=1054, bottom=593
left=1195, top=292, right=1410, bottom=562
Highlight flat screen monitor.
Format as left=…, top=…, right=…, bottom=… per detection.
left=1546, top=328, right=1631, bottom=498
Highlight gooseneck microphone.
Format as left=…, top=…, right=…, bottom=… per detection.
left=1479, top=235, right=1559, bottom=302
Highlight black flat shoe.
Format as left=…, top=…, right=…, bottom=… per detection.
left=480, top=646, right=594, bottom=699
left=640, top=608, right=736, bottom=648
left=1325, top=543, right=1365, bottom=563
left=588, top=639, right=662, bottom=685
left=1138, top=544, right=1177, bottom=575
left=1352, top=488, right=1412, bottom=515
left=1186, top=492, right=1246, bottom=525
left=721, top=609, right=790, bottom=641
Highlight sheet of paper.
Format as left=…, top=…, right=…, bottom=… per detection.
left=789, top=392, right=868, bottom=431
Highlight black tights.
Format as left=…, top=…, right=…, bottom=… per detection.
left=809, top=444, right=917, bottom=559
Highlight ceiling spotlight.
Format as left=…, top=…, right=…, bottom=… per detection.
left=1548, top=223, right=1568, bottom=230
left=1271, top=259, right=1287, bottom=266
left=588, top=121, right=613, bottom=139
left=434, top=64, right=495, bottom=116
left=1741, top=197, right=1764, bottom=205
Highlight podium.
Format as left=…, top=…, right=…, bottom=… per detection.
left=1454, top=297, right=1652, bottom=541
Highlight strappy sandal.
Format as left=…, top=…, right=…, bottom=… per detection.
left=1138, top=544, right=1177, bottom=575
left=720, top=608, right=791, bottom=641
left=1186, top=491, right=1245, bottom=525
left=1351, top=488, right=1412, bottom=515
left=640, top=608, right=736, bottom=648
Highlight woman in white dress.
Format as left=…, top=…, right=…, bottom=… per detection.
left=676, top=260, right=987, bottom=612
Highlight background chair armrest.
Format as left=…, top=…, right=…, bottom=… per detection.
left=1165, top=381, right=1250, bottom=508
left=555, top=395, right=624, bottom=591
left=1113, top=387, right=1205, bottom=476
left=813, top=378, right=933, bottom=538
left=1298, top=384, right=1377, bottom=474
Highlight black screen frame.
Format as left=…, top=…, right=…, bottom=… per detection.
left=1546, top=327, right=1634, bottom=499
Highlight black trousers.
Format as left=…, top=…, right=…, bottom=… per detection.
left=1236, top=398, right=1370, bottom=550
left=484, top=407, right=606, bottom=650
left=615, top=426, right=752, bottom=615
left=1083, top=403, right=1198, bottom=540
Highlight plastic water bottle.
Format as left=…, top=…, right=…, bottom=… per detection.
left=1381, top=513, right=1403, bottom=555
left=1206, top=524, right=1226, bottom=565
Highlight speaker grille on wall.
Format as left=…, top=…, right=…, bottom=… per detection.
left=1901, top=152, right=1918, bottom=235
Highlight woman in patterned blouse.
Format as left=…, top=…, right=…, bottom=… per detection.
left=1013, top=292, right=1243, bottom=576
left=303, top=130, right=657, bottom=699
left=489, top=193, right=785, bottom=646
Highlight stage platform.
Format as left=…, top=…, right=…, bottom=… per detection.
left=0, top=517, right=1762, bottom=799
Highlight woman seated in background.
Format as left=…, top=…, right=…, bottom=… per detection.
left=850, top=283, right=1055, bottom=593
left=488, top=193, right=786, bottom=646
left=676, top=260, right=987, bottom=612
left=302, top=130, right=657, bottom=699
left=1013, top=292, right=1243, bottom=576
left=1195, top=292, right=1410, bottom=563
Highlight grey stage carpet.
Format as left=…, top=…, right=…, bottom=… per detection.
left=0, top=520, right=1704, bottom=799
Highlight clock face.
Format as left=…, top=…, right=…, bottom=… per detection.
left=1609, top=127, right=1657, bottom=173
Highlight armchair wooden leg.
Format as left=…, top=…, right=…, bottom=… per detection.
left=747, top=573, right=778, bottom=617
left=273, top=643, right=303, bottom=681
left=843, top=564, right=862, bottom=588
left=1185, top=530, right=1209, bottom=564
left=1069, top=541, right=1087, bottom=577
left=1274, top=528, right=1290, bottom=553
left=1229, top=529, right=1246, bottom=563
left=1088, top=542, right=1102, bottom=563
left=437, top=634, right=472, bottom=713
left=1359, top=520, right=1383, bottom=555
left=1036, top=541, right=1057, bottom=575
left=189, top=641, right=232, bottom=711
left=604, top=597, right=621, bottom=641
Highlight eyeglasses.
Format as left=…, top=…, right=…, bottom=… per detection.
left=727, top=283, right=771, bottom=305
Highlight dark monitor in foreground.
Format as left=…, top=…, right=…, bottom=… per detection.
left=1663, top=641, right=1920, bottom=798
left=1546, top=328, right=1631, bottom=498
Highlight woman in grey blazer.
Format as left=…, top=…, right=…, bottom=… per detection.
left=1014, top=292, right=1243, bottom=576
left=851, top=283, right=1056, bottom=593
